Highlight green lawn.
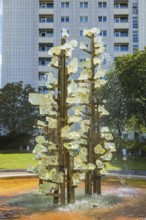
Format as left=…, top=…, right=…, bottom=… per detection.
left=0, top=153, right=146, bottom=171
left=106, top=157, right=146, bottom=171
left=0, top=153, right=37, bottom=169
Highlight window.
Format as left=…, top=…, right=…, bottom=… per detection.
left=39, top=58, right=51, bottom=66
left=47, top=3, right=53, bottom=8
left=114, top=30, right=128, bottom=37
left=39, top=73, right=47, bottom=81
left=133, top=2, right=138, bottom=14
left=80, top=30, right=83, bottom=36
left=40, top=16, right=54, bottom=23
left=39, top=59, right=45, bottom=66
left=38, top=86, right=49, bottom=94
left=61, top=16, right=69, bottom=22
left=98, top=2, right=107, bottom=8
left=39, top=44, right=53, bottom=52
left=98, top=16, right=107, bottom=22
left=114, top=31, right=119, bottom=37
left=120, top=31, right=128, bottom=37
left=80, top=16, right=88, bottom=22
left=61, top=2, right=69, bottom=8
left=100, top=30, right=107, bottom=36
left=133, top=16, right=138, bottom=28
left=40, top=3, right=46, bottom=8
left=121, top=45, right=128, bottom=51
left=114, top=44, right=129, bottom=52
left=40, top=31, right=46, bottom=37
left=47, top=17, right=54, bottom=23
left=39, top=30, right=54, bottom=37
left=40, top=3, right=54, bottom=8
left=114, top=3, right=128, bottom=8
left=80, top=2, right=88, bottom=8
left=114, top=16, right=128, bottom=23
left=46, top=30, right=53, bottom=37
left=133, top=36, right=138, bottom=43
left=133, top=30, right=138, bottom=43
left=39, top=45, right=45, bottom=51
left=40, top=17, right=46, bottom=23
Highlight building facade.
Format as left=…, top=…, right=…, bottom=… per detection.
left=1, top=0, right=146, bottom=90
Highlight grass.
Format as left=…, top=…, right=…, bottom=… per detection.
left=106, top=157, right=146, bottom=171
left=0, top=153, right=146, bottom=171
left=0, top=153, right=37, bottom=169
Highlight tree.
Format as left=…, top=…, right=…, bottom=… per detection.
left=0, top=82, right=38, bottom=147
left=102, top=48, right=146, bottom=132
left=115, top=49, right=146, bottom=130
left=100, top=70, right=128, bottom=137
left=100, top=48, right=146, bottom=154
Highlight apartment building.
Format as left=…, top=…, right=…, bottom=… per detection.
left=1, top=0, right=146, bottom=91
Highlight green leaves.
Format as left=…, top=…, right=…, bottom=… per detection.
left=0, top=82, right=38, bottom=136
left=39, top=183, right=58, bottom=194
left=102, top=48, right=146, bottom=136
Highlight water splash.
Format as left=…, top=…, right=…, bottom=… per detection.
left=7, top=184, right=140, bottom=213
left=58, top=192, right=122, bottom=212
left=117, top=187, right=140, bottom=198
left=7, top=189, right=122, bottom=213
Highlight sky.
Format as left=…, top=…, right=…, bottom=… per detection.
left=0, top=0, right=2, bottom=86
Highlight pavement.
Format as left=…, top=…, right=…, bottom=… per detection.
left=0, top=169, right=37, bottom=179
left=0, top=169, right=146, bottom=180
left=104, top=170, right=146, bottom=180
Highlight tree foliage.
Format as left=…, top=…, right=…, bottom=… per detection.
left=100, top=70, right=128, bottom=136
left=101, top=48, right=146, bottom=134
left=114, top=48, right=146, bottom=129
left=0, top=82, right=38, bottom=137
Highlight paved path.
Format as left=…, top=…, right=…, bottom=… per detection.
left=0, top=170, right=146, bottom=180
left=106, top=170, right=146, bottom=179
left=108, top=169, right=146, bottom=175
left=0, top=171, right=37, bottom=179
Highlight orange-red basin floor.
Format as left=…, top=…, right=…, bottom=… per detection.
left=0, top=178, right=146, bottom=220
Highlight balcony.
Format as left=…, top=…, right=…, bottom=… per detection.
left=39, top=37, right=53, bottom=43
left=114, top=8, right=129, bottom=15
left=39, top=8, right=54, bottom=15
left=114, top=51, right=129, bottom=57
left=38, top=66, right=51, bottom=72
left=114, top=23, right=129, bottom=29
left=39, top=23, right=53, bottom=29
left=39, top=52, right=52, bottom=58
left=114, top=37, right=129, bottom=43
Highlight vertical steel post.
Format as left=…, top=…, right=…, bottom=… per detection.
left=85, top=35, right=96, bottom=195
left=93, top=101, right=101, bottom=195
left=59, top=37, right=75, bottom=205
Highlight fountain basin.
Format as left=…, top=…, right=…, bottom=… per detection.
left=0, top=177, right=146, bottom=220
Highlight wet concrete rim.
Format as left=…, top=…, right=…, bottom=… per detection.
left=0, top=169, right=146, bottom=180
